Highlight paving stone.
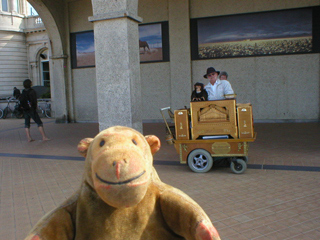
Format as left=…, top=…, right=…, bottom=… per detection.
left=0, top=120, right=320, bottom=239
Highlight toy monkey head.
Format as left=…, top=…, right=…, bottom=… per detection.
left=194, top=82, right=204, bottom=93
left=77, top=126, right=161, bottom=208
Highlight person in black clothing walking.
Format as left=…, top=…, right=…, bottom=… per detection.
left=22, top=79, right=50, bottom=142
left=13, top=87, right=21, bottom=99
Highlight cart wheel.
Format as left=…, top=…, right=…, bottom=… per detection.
left=230, top=159, right=247, bottom=174
left=187, top=149, right=213, bottom=173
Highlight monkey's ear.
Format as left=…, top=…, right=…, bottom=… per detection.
left=145, top=135, right=161, bottom=155
left=77, top=138, right=94, bottom=157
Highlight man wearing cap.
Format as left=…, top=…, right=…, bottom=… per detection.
left=204, top=67, right=234, bottom=101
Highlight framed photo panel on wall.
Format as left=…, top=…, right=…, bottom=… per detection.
left=191, top=7, right=320, bottom=60
left=70, top=30, right=95, bottom=68
left=139, top=21, right=170, bottom=63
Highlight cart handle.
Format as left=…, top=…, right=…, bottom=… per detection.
left=160, top=106, right=171, bottom=111
left=160, top=107, right=174, bottom=137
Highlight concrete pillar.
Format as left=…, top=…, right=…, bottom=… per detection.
left=21, top=0, right=27, bottom=15
left=9, top=0, right=17, bottom=12
left=168, top=0, right=192, bottom=110
left=50, top=55, right=68, bottom=123
left=89, top=0, right=143, bottom=132
left=29, top=62, right=37, bottom=83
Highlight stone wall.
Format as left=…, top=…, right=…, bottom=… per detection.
left=68, top=0, right=97, bottom=122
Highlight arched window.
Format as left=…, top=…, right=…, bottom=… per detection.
left=39, top=50, right=50, bottom=87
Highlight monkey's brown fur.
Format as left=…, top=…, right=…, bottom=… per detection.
left=25, top=126, right=220, bottom=240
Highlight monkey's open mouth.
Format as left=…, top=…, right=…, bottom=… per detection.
left=96, top=171, right=146, bottom=185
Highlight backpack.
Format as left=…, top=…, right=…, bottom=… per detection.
left=18, top=90, right=32, bottom=111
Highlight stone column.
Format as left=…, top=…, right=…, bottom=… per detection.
left=21, top=0, right=27, bottom=15
left=89, top=0, right=143, bottom=132
left=50, top=55, right=68, bottom=123
left=29, top=62, right=37, bottom=83
left=9, top=0, right=17, bottom=12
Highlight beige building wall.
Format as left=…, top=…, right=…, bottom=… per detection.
left=66, top=0, right=320, bottom=122
left=138, top=0, right=170, bottom=120
left=68, top=0, right=97, bottom=122
left=189, top=0, right=320, bottom=121
left=138, top=0, right=320, bottom=121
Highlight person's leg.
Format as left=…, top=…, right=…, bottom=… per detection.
left=38, top=126, right=50, bottom=141
left=24, top=111, right=34, bottom=142
left=25, top=128, right=34, bottom=142
left=30, top=109, right=50, bottom=141
left=34, top=111, right=50, bottom=141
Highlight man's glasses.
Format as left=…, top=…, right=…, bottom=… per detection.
left=207, top=73, right=216, bottom=77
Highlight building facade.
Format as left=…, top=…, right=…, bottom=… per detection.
left=1, top=0, right=319, bottom=131
left=0, top=0, right=50, bottom=97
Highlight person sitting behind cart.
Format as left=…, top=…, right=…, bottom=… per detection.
left=191, top=82, right=208, bottom=101
left=204, top=67, right=234, bottom=100
left=219, top=71, right=228, bottom=80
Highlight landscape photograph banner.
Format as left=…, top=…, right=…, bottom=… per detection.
left=191, top=7, right=319, bottom=60
left=139, top=22, right=169, bottom=63
left=70, top=31, right=95, bottom=68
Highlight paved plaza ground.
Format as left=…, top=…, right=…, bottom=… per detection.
left=0, top=118, right=320, bottom=239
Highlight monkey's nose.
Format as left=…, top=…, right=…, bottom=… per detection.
left=113, top=159, right=128, bottom=180
left=112, top=159, right=127, bottom=167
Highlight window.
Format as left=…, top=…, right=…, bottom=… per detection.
left=2, top=0, right=8, bottom=11
left=27, top=2, right=38, bottom=16
left=40, top=51, right=50, bottom=87
left=42, top=62, right=50, bottom=87
left=15, top=0, right=20, bottom=13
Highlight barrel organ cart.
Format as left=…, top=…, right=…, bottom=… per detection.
left=161, top=99, right=256, bottom=174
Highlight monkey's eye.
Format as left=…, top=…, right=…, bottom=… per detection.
left=100, top=140, right=105, bottom=147
left=132, top=139, right=138, bottom=145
